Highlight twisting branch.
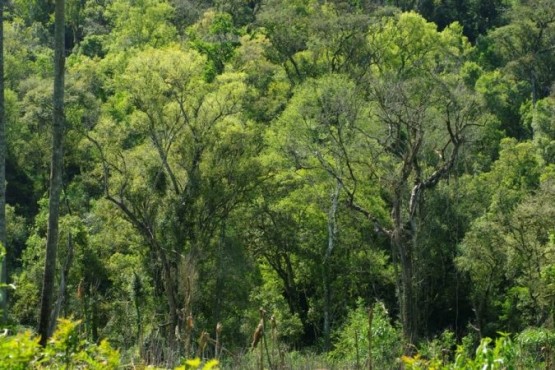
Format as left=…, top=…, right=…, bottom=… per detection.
left=408, top=97, right=471, bottom=219
left=144, top=110, right=182, bottom=195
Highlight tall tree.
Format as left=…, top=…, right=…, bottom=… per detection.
left=457, top=139, right=544, bottom=336
left=355, top=15, right=482, bottom=345
left=0, top=0, right=7, bottom=323
left=485, top=0, right=555, bottom=105
left=85, top=46, right=259, bottom=352
left=272, top=13, right=483, bottom=346
left=38, top=0, right=65, bottom=346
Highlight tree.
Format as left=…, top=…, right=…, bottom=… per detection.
left=11, top=0, right=55, bottom=26
left=264, top=73, right=387, bottom=345
left=526, top=94, right=555, bottom=164
left=305, top=3, right=374, bottom=79
left=457, top=139, right=544, bottom=336
left=186, top=11, right=241, bottom=81
left=256, top=0, right=313, bottom=84
left=418, top=0, right=508, bottom=42
left=272, top=13, right=483, bottom=346
left=85, top=46, right=260, bottom=353
left=355, top=14, right=482, bottom=345
left=38, top=0, right=65, bottom=346
left=365, top=75, right=478, bottom=345
left=105, top=0, right=177, bottom=51
left=0, top=0, right=7, bottom=322
left=484, top=0, right=555, bottom=106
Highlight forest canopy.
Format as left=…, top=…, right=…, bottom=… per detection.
left=1, top=0, right=555, bottom=368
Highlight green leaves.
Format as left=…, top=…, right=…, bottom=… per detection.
left=329, top=299, right=401, bottom=368
left=106, top=0, right=177, bottom=50
left=0, top=330, right=40, bottom=370
left=187, top=11, right=241, bottom=80
left=368, top=12, right=470, bottom=78
left=456, top=139, right=555, bottom=334
left=0, top=320, right=120, bottom=369
left=5, top=0, right=555, bottom=361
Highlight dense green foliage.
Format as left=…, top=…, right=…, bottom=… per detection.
left=2, top=0, right=555, bottom=368
left=0, top=319, right=119, bottom=369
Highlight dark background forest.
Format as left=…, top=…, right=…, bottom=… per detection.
left=0, top=0, right=555, bottom=368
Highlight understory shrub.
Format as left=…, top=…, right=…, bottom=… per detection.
left=0, top=319, right=120, bottom=369
left=329, top=298, right=402, bottom=368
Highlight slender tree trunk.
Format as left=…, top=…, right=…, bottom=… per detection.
left=156, top=243, right=178, bottom=348
left=38, top=0, right=65, bottom=346
left=323, top=180, right=340, bottom=351
left=394, top=233, right=417, bottom=348
left=392, top=195, right=418, bottom=349
left=367, top=306, right=373, bottom=370
left=398, top=238, right=416, bottom=346
left=49, top=233, right=73, bottom=336
left=0, top=0, right=7, bottom=324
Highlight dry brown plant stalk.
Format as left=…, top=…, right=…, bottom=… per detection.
left=252, top=319, right=264, bottom=349
left=215, top=322, right=222, bottom=359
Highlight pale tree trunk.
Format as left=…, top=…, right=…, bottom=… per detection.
left=323, top=180, right=340, bottom=351
left=0, top=0, right=7, bottom=324
left=39, top=0, right=65, bottom=346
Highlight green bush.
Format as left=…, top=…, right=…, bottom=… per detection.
left=329, top=298, right=402, bottom=368
left=417, top=330, right=457, bottom=364
left=402, top=332, right=518, bottom=369
left=516, top=327, right=555, bottom=368
left=0, top=319, right=120, bottom=369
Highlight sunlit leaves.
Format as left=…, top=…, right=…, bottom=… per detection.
left=367, top=12, right=470, bottom=78
left=271, top=74, right=366, bottom=173
left=0, top=320, right=120, bottom=369
left=187, top=11, right=241, bottom=80
left=456, top=139, right=551, bottom=332
left=106, top=0, right=177, bottom=50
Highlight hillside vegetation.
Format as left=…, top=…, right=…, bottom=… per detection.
left=1, top=0, right=555, bottom=368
